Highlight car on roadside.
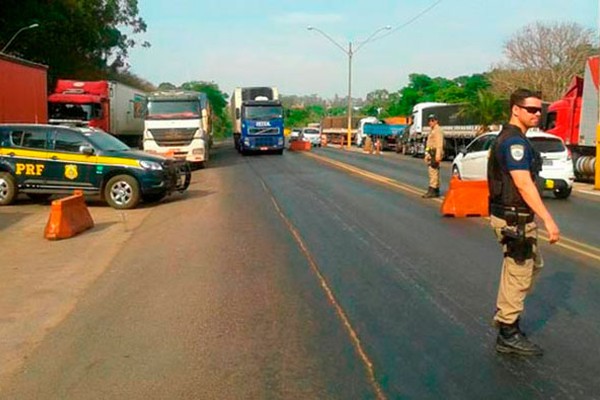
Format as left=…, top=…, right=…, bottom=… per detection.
left=301, top=127, right=321, bottom=147
left=451, top=129, right=575, bottom=199
left=289, top=128, right=302, bottom=141
left=0, top=124, right=191, bottom=209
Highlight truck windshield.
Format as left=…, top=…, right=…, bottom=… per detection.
left=146, top=100, right=200, bottom=120
left=49, top=103, right=101, bottom=121
left=244, top=106, right=283, bottom=121
left=84, top=131, right=130, bottom=152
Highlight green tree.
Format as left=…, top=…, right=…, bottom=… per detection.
left=459, top=90, right=507, bottom=132
left=181, top=81, right=231, bottom=138
left=0, top=0, right=149, bottom=87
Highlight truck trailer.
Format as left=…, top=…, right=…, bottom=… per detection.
left=230, top=87, right=284, bottom=154
left=544, top=56, right=599, bottom=180
left=0, top=53, right=47, bottom=123
left=48, top=80, right=146, bottom=147
left=143, top=90, right=212, bottom=167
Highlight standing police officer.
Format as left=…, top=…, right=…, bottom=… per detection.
left=488, top=88, right=560, bottom=356
left=423, top=114, right=444, bottom=198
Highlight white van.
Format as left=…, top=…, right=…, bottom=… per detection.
left=451, top=130, right=575, bottom=199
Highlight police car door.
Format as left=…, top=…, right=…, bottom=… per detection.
left=46, top=128, right=98, bottom=193
left=2, top=127, right=52, bottom=189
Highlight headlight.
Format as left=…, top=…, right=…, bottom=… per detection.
left=278, top=138, right=283, bottom=146
left=244, top=138, right=250, bottom=146
left=140, top=160, right=163, bottom=170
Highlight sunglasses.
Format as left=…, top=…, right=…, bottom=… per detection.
left=516, top=104, right=542, bottom=114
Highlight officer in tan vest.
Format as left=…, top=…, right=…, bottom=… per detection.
left=422, top=114, right=444, bottom=198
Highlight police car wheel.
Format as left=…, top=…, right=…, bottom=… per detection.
left=0, top=172, right=17, bottom=206
left=104, top=175, right=140, bottom=209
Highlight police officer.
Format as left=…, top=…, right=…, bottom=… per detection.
left=488, top=88, right=560, bottom=356
left=422, top=114, right=444, bottom=198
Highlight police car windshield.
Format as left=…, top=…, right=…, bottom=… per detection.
left=84, top=131, right=130, bottom=152
left=529, top=137, right=565, bottom=153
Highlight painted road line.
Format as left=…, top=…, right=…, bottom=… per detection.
left=304, top=151, right=600, bottom=264
left=257, top=177, right=388, bottom=400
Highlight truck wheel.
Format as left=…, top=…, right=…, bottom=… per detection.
left=104, top=175, right=140, bottom=209
left=0, top=172, right=17, bottom=206
left=553, top=187, right=572, bottom=199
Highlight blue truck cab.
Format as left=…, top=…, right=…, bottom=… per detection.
left=239, top=100, right=284, bottom=154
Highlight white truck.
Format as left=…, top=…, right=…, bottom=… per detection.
left=143, top=90, right=212, bottom=167
left=408, top=102, right=447, bottom=156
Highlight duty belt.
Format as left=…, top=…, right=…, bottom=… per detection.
left=490, top=204, right=534, bottom=224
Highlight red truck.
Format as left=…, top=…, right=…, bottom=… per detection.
left=48, top=80, right=146, bottom=147
left=0, top=53, right=47, bottom=123
left=544, top=56, right=599, bottom=179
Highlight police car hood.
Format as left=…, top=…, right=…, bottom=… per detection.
left=100, top=149, right=167, bottom=163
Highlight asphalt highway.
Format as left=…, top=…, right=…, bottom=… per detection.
left=2, top=143, right=599, bottom=399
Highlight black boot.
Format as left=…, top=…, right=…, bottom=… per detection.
left=496, top=321, right=543, bottom=356
left=422, top=187, right=436, bottom=198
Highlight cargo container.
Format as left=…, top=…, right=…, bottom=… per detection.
left=0, top=53, right=47, bottom=123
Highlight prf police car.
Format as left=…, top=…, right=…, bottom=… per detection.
left=0, top=124, right=191, bottom=209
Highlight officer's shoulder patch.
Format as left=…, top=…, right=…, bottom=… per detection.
left=510, top=144, right=525, bottom=161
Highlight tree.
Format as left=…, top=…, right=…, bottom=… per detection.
left=489, top=21, right=596, bottom=101
left=459, top=90, right=507, bottom=133
left=0, top=0, right=149, bottom=87
left=181, top=81, right=231, bottom=138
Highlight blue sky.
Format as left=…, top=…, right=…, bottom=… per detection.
left=127, top=0, right=597, bottom=99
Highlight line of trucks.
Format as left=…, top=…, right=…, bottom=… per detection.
left=0, top=53, right=213, bottom=168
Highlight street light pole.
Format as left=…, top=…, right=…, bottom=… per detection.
left=1, top=23, right=39, bottom=54
left=308, top=25, right=391, bottom=149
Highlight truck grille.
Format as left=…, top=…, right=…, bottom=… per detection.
left=249, top=127, right=280, bottom=135
left=149, top=128, right=197, bottom=147
left=252, top=136, right=279, bottom=147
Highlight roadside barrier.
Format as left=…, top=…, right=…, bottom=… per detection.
left=289, top=140, right=311, bottom=151
left=44, top=190, right=94, bottom=240
left=441, top=176, right=489, bottom=217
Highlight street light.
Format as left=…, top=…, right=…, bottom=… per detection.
left=1, top=23, right=39, bottom=54
left=308, top=25, right=391, bottom=149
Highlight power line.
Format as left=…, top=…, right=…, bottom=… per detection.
left=370, top=0, right=444, bottom=44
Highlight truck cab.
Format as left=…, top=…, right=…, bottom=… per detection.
left=143, top=91, right=212, bottom=167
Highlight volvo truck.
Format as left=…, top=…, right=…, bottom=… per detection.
left=230, top=87, right=284, bottom=155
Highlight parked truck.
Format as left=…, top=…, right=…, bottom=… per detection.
left=321, top=115, right=362, bottom=145
left=48, top=80, right=146, bottom=147
left=409, top=102, right=494, bottom=159
left=543, top=56, right=599, bottom=180
left=0, top=53, right=47, bottom=123
left=143, top=90, right=212, bottom=167
left=230, top=87, right=284, bottom=155
left=363, top=122, right=407, bottom=151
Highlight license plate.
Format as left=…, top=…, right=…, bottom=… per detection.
left=260, top=146, right=268, bottom=151
left=545, top=179, right=555, bottom=189
left=542, top=159, right=553, bottom=166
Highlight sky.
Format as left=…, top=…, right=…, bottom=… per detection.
left=127, top=0, right=598, bottom=99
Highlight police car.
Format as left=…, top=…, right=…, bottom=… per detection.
left=0, top=124, right=191, bottom=209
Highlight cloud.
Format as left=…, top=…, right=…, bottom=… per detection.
left=273, top=12, right=344, bottom=25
